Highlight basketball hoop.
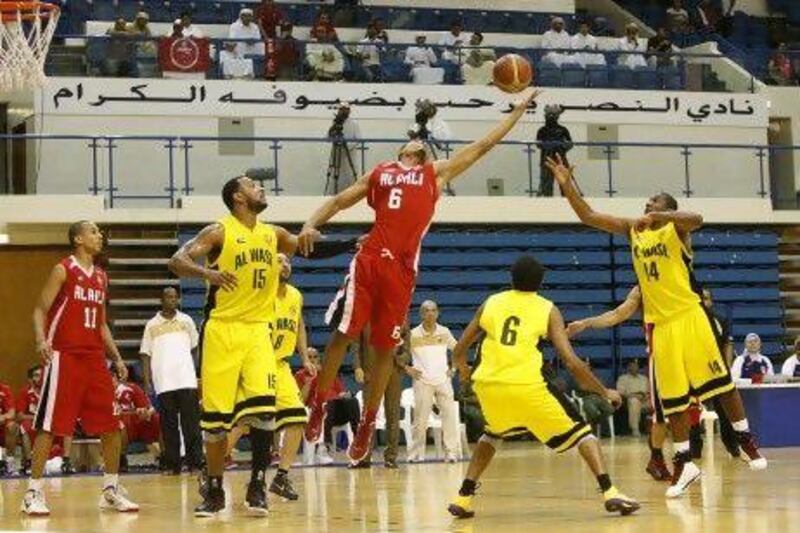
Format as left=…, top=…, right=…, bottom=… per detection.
left=0, top=2, right=59, bottom=93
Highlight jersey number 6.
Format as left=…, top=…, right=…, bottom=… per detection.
left=500, top=316, right=521, bottom=346
left=388, top=188, right=403, bottom=210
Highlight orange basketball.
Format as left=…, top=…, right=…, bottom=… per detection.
left=493, top=54, right=534, bottom=93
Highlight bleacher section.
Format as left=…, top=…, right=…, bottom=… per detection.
left=176, top=225, right=784, bottom=386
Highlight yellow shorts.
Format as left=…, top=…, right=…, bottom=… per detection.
left=275, top=358, right=307, bottom=430
left=200, top=318, right=276, bottom=432
left=473, top=380, right=591, bottom=453
left=649, top=305, right=734, bottom=416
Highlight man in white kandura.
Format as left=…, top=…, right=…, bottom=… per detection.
left=407, top=300, right=459, bottom=463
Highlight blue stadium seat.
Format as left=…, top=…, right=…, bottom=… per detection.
left=611, top=66, right=635, bottom=89
left=586, top=64, right=610, bottom=88
left=561, top=65, right=586, bottom=88
left=536, top=65, right=561, bottom=87
left=635, top=66, right=660, bottom=90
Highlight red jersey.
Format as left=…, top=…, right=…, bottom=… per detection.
left=16, top=384, right=40, bottom=417
left=46, top=256, right=107, bottom=354
left=115, top=382, right=150, bottom=413
left=364, top=161, right=439, bottom=271
left=294, top=369, right=344, bottom=403
left=0, top=383, right=14, bottom=415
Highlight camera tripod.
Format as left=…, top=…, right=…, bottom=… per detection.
left=324, top=137, right=358, bottom=195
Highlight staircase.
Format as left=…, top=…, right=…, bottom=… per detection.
left=779, top=227, right=800, bottom=351
left=104, top=225, right=180, bottom=361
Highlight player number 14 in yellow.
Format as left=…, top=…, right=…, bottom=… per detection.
left=643, top=261, right=660, bottom=282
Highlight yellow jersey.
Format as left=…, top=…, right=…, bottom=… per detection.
left=630, top=222, right=701, bottom=324
left=205, top=214, right=279, bottom=323
left=272, top=284, right=303, bottom=359
left=472, top=290, right=553, bottom=386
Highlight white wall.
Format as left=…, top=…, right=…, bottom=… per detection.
left=359, top=0, right=575, bottom=13
left=762, top=86, right=800, bottom=192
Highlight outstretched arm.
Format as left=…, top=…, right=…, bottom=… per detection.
left=639, top=210, right=703, bottom=237
left=453, top=303, right=486, bottom=382
left=544, top=154, right=634, bottom=235
left=549, top=306, right=621, bottom=407
left=434, top=89, right=540, bottom=189
left=566, top=286, right=641, bottom=338
left=298, top=173, right=371, bottom=255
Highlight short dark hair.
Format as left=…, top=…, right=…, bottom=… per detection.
left=221, top=176, right=243, bottom=211
left=27, top=365, right=42, bottom=378
left=67, top=220, right=91, bottom=247
left=511, top=255, right=545, bottom=292
left=657, top=192, right=678, bottom=210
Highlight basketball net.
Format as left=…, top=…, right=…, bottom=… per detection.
left=0, top=2, right=59, bottom=93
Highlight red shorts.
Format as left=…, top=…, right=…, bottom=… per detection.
left=35, top=351, right=118, bottom=437
left=325, top=251, right=415, bottom=350
left=20, top=419, right=34, bottom=438
left=120, top=413, right=161, bottom=444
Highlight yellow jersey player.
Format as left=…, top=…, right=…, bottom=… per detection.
left=268, top=253, right=316, bottom=501
left=448, top=255, right=639, bottom=519
left=545, top=154, right=767, bottom=499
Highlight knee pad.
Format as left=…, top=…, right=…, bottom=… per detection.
left=203, top=429, right=227, bottom=443
left=478, top=433, right=503, bottom=450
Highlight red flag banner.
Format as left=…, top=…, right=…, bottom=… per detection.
left=158, top=37, right=210, bottom=73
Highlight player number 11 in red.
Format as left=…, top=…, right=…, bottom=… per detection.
left=84, top=307, right=98, bottom=329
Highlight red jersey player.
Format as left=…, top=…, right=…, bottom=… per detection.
left=299, top=89, right=539, bottom=463
left=112, top=370, right=161, bottom=469
left=0, top=380, right=20, bottom=475
left=22, top=220, right=138, bottom=516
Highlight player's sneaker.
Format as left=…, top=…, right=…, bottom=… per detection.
left=61, top=457, right=75, bottom=476
left=244, top=480, right=269, bottom=516
left=22, top=459, right=32, bottom=476
left=194, top=486, right=225, bottom=517
left=447, top=494, right=475, bottom=519
left=645, top=457, right=672, bottom=481
left=737, top=432, right=768, bottom=470
left=347, top=416, right=376, bottom=464
left=269, top=472, right=299, bottom=501
left=315, top=446, right=334, bottom=465
left=304, top=396, right=327, bottom=443
left=603, top=487, right=640, bottom=515
left=21, top=489, right=50, bottom=516
left=666, top=453, right=701, bottom=498
left=99, top=485, right=139, bottom=512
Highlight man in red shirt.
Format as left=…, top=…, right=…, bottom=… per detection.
left=299, top=90, right=539, bottom=464
left=310, top=12, right=338, bottom=42
left=113, top=369, right=161, bottom=471
left=0, top=380, right=20, bottom=475
left=255, top=0, right=286, bottom=39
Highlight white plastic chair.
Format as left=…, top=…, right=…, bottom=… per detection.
left=700, top=406, right=719, bottom=442
left=399, top=388, right=414, bottom=451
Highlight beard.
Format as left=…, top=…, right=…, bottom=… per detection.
left=247, top=197, right=268, bottom=214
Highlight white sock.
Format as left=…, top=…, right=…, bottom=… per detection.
left=103, top=473, right=119, bottom=490
left=732, top=420, right=749, bottom=432
left=28, top=478, right=44, bottom=492
left=675, top=441, right=690, bottom=454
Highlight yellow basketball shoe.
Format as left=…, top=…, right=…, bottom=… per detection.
left=447, top=494, right=475, bottom=519
left=603, top=486, right=640, bottom=516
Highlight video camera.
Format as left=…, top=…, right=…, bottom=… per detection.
left=327, top=103, right=352, bottom=140
left=407, top=98, right=437, bottom=141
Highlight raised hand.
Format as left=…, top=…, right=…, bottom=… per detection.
left=544, top=153, right=574, bottom=187
left=297, top=226, right=321, bottom=256
left=565, top=320, right=590, bottom=339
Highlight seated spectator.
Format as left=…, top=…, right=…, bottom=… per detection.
left=768, top=44, right=796, bottom=86
left=593, top=16, right=615, bottom=37
left=616, top=359, right=650, bottom=437
left=256, top=0, right=286, bottom=40
left=169, top=18, right=183, bottom=39
left=555, top=358, right=613, bottom=436
left=0, top=379, right=20, bottom=475
left=103, top=17, right=135, bottom=77
left=307, top=12, right=344, bottom=81
left=731, top=333, right=775, bottom=381
left=571, top=20, right=605, bottom=67
left=404, top=33, right=443, bottom=84
left=781, top=338, right=800, bottom=378
left=113, top=368, right=161, bottom=471
left=541, top=16, right=572, bottom=66
left=666, top=0, right=691, bottom=34
left=295, top=348, right=359, bottom=460
left=357, top=24, right=384, bottom=82
left=180, top=12, right=204, bottom=39
left=617, top=23, right=648, bottom=69
left=647, top=27, right=674, bottom=67
left=15, top=366, right=44, bottom=475
left=370, top=17, right=389, bottom=43
left=462, top=32, right=495, bottom=85
left=270, top=22, right=300, bottom=80
left=438, top=19, right=466, bottom=63
left=229, top=8, right=264, bottom=57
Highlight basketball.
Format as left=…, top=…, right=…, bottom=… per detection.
left=493, top=54, right=534, bottom=93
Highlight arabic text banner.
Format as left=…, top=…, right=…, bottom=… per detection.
left=40, top=78, right=768, bottom=128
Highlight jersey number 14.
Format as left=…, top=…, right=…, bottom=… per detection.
left=643, top=261, right=660, bottom=282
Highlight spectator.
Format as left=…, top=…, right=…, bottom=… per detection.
left=541, top=16, right=572, bottom=66
left=406, top=301, right=459, bottom=463
left=702, top=288, right=734, bottom=366
left=140, top=287, right=204, bottom=474
left=180, top=12, right=204, bottom=39
left=571, top=20, right=605, bottom=67
left=307, top=12, right=344, bottom=81
left=357, top=25, right=384, bottom=82
left=731, top=333, right=775, bottom=381
left=781, top=338, right=800, bottom=378
left=768, top=44, right=796, bottom=86
left=15, top=366, right=43, bottom=475
left=438, top=19, right=466, bottom=63
left=113, top=369, right=161, bottom=471
left=696, top=0, right=721, bottom=32
left=271, top=22, right=300, bottom=80
left=616, top=360, right=649, bottom=437
left=103, top=17, right=135, bottom=77
left=405, top=33, right=443, bottom=84
left=666, top=0, right=691, bottom=34
left=617, top=23, right=648, bottom=69
left=593, top=16, right=615, bottom=37
left=0, top=379, right=19, bottom=475
left=169, top=18, right=184, bottom=39
left=462, top=32, right=496, bottom=85
left=535, top=104, right=572, bottom=197
left=129, top=11, right=156, bottom=76
left=229, top=8, right=264, bottom=57
left=647, top=27, right=674, bottom=67
left=370, top=17, right=389, bottom=43
left=256, top=0, right=286, bottom=39
left=561, top=358, right=614, bottom=436
left=295, top=348, right=359, bottom=463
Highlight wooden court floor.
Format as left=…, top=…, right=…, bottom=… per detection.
left=1, top=439, right=797, bottom=532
